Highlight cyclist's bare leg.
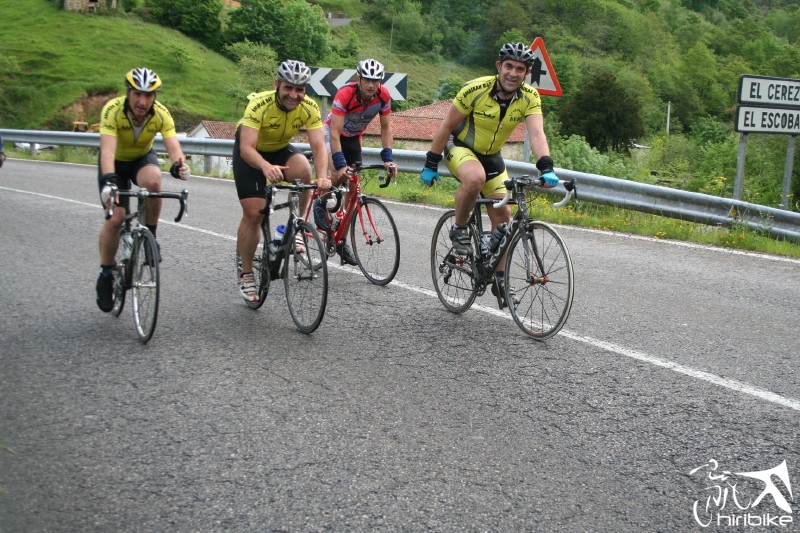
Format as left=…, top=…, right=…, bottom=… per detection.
left=237, top=197, right=265, bottom=273
left=135, top=165, right=163, bottom=227
left=453, top=160, right=486, bottom=227
left=99, top=205, right=125, bottom=265
left=284, top=152, right=314, bottom=215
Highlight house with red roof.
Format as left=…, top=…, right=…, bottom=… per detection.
left=186, top=100, right=528, bottom=176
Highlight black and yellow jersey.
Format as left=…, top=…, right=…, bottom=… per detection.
left=237, top=90, right=323, bottom=152
left=451, top=75, right=542, bottom=155
left=99, top=96, right=177, bottom=161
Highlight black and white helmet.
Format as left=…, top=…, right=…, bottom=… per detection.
left=498, top=42, right=535, bottom=68
left=125, top=67, right=162, bottom=92
left=276, top=59, right=312, bottom=85
left=356, top=58, right=384, bottom=80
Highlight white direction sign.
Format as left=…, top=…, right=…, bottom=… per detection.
left=735, top=106, right=800, bottom=134
left=307, top=67, right=407, bottom=101
left=738, top=75, right=800, bottom=109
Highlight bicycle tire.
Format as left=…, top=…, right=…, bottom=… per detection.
left=505, top=221, right=574, bottom=340
left=350, top=196, right=400, bottom=285
left=111, top=235, right=128, bottom=317
left=430, top=210, right=479, bottom=313
left=130, top=227, right=160, bottom=342
left=235, top=224, right=270, bottom=310
left=283, top=219, right=328, bottom=333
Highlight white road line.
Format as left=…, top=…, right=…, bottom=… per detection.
left=4, top=185, right=800, bottom=411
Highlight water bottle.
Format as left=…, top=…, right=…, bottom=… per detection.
left=488, top=223, right=508, bottom=253
left=121, top=232, right=133, bottom=259
left=269, top=224, right=285, bottom=257
left=330, top=210, right=344, bottom=232
left=480, top=232, right=492, bottom=256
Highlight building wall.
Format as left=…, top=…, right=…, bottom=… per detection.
left=64, top=0, right=113, bottom=12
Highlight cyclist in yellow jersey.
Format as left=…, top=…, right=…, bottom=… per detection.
left=420, top=43, right=560, bottom=303
left=95, top=68, right=190, bottom=312
left=233, top=59, right=330, bottom=303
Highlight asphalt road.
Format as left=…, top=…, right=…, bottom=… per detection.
left=1, top=159, right=799, bottom=532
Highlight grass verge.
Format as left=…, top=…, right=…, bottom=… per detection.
left=7, top=146, right=799, bottom=259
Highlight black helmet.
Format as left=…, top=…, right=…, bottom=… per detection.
left=498, top=42, right=535, bottom=68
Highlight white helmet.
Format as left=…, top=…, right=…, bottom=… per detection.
left=276, top=59, right=311, bottom=85
left=125, top=67, right=162, bottom=92
left=356, top=59, right=384, bottom=80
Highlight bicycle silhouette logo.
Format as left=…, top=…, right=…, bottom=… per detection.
left=690, top=459, right=796, bottom=528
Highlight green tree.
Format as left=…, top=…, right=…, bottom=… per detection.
left=559, top=71, right=644, bottom=152
left=223, top=40, right=279, bottom=111
left=167, top=38, right=202, bottom=71
left=434, top=75, right=466, bottom=101
left=279, top=1, right=331, bottom=64
left=225, top=0, right=330, bottom=64
left=140, top=0, right=223, bottom=50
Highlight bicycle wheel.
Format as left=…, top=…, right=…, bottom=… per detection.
left=284, top=219, right=328, bottom=333
left=349, top=197, right=400, bottom=285
left=430, top=210, right=479, bottom=313
left=130, top=227, right=160, bottom=342
left=505, top=221, right=574, bottom=340
left=235, top=223, right=270, bottom=310
left=111, top=237, right=128, bottom=317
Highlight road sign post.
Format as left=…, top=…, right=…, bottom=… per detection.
left=734, top=75, right=799, bottom=208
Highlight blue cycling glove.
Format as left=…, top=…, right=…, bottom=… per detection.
left=420, top=167, right=440, bottom=186
left=540, top=171, right=559, bottom=187
left=420, top=151, right=442, bottom=186
left=536, top=155, right=559, bottom=188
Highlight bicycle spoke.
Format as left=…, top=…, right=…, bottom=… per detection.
left=430, top=210, right=478, bottom=313
left=350, top=197, right=400, bottom=285
left=284, top=220, right=328, bottom=333
left=506, top=222, right=573, bottom=339
left=131, top=228, right=160, bottom=342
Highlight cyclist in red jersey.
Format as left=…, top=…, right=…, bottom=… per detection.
left=317, top=58, right=397, bottom=265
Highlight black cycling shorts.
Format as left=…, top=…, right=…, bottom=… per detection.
left=96, top=149, right=159, bottom=210
left=233, top=126, right=302, bottom=200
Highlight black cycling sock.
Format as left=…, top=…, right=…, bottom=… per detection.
left=494, top=271, right=504, bottom=279
left=147, top=224, right=157, bottom=238
left=100, top=265, right=114, bottom=276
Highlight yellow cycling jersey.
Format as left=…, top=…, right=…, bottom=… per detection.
left=451, top=75, right=542, bottom=155
left=99, top=96, right=177, bottom=161
left=237, top=90, right=323, bottom=152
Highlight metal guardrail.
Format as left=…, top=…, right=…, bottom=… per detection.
left=3, top=128, right=800, bottom=242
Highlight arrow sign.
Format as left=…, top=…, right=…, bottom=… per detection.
left=526, top=37, right=562, bottom=97
left=307, top=67, right=407, bottom=101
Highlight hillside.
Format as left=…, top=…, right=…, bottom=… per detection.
left=0, top=0, right=482, bottom=131
left=0, top=0, right=241, bottom=130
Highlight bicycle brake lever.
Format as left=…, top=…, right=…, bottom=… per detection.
left=174, top=189, right=189, bottom=222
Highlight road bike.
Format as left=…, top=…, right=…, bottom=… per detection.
left=304, top=160, right=400, bottom=285
left=106, top=185, right=189, bottom=342
left=430, top=174, right=577, bottom=340
left=235, top=180, right=328, bottom=333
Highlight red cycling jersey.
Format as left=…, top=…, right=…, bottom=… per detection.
left=324, top=81, right=392, bottom=138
